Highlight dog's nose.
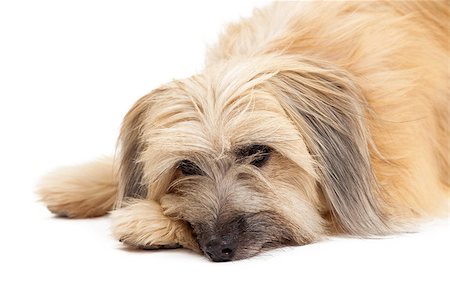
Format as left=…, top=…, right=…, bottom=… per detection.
left=204, top=237, right=236, bottom=262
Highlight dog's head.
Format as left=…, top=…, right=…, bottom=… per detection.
left=117, top=55, right=387, bottom=261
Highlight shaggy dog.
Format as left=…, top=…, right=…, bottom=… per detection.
left=38, top=1, right=449, bottom=262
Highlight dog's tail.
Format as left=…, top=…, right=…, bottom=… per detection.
left=37, top=157, right=118, bottom=218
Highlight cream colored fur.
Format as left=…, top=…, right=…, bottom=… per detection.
left=37, top=157, right=117, bottom=218
left=111, top=200, right=199, bottom=251
left=38, top=1, right=449, bottom=260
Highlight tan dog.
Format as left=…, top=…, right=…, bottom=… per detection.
left=38, top=1, right=449, bottom=262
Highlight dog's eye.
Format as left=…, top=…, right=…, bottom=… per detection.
left=238, top=144, right=272, bottom=167
left=179, top=160, right=203, bottom=176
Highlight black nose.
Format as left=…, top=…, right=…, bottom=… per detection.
left=204, top=237, right=237, bottom=262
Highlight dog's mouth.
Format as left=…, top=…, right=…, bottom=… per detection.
left=262, top=237, right=296, bottom=250
left=185, top=215, right=298, bottom=262
left=200, top=244, right=262, bottom=262
left=196, top=237, right=294, bottom=262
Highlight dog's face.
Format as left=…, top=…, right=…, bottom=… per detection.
left=118, top=55, right=387, bottom=261
left=162, top=145, right=322, bottom=260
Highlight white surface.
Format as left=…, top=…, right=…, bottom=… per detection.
left=0, top=1, right=448, bottom=299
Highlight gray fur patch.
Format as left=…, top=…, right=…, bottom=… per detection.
left=272, top=66, right=390, bottom=235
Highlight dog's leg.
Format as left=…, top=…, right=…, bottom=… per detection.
left=37, top=157, right=117, bottom=218
left=111, top=200, right=199, bottom=252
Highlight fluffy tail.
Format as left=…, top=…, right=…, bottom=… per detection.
left=37, top=157, right=118, bottom=218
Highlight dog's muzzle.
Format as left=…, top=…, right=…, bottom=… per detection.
left=203, top=234, right=237, bottom=262
left=195, top=214, right=248, bottom=262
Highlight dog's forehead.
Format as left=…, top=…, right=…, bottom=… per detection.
left=139, top=60, right=316, bottom=179
left=143, top=68, right=301, bottom=156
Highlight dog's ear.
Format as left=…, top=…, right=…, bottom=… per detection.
left=117, top=88, right=167, bottom=208
left=269, top=58, right=389, bottom=235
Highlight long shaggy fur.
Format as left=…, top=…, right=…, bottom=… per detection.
left=37, top=157, right=117, bottom=218
left=38, top=1, right=449, bottom=261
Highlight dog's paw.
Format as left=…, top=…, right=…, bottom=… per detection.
left=118, top=236, right=181, bottom=250
left=111, top=200, right=200, bottom=252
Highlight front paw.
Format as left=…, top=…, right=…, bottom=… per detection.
left=111, top=201, right=199, bottom=252
left=118, top=236, right=181, bottom=250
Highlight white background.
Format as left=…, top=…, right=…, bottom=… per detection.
left=0, top=1, right=448, bottom=299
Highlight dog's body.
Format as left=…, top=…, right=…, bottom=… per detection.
left=38, top=1, right=449, bottom=261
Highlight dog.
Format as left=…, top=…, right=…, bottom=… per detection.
left=38, top=1, right=449, bottom=262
